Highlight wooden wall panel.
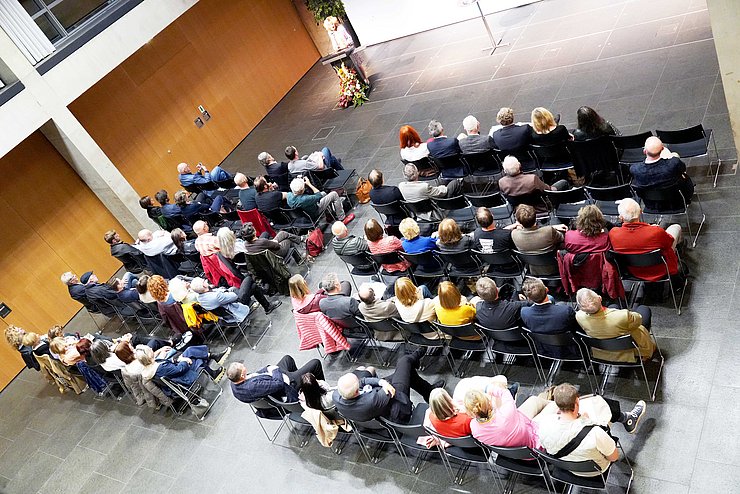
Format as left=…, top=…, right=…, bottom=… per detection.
left=0, top=132, right=128, bottom=390
left=69, top=0, right=319, bottom=196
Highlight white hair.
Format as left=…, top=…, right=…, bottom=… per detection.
left=576, top=288, right=602, bottom=314
left=616, top=198, right=642, bottom=222
left=502, top=156, right=521, bottom=176
left=257, top=152, right=271, bottom=166
left=190, top=277, right=209, bottom=294
left=428, top=120, right=444, bottom=137
left=331, top=221, right=348, bottom=237
left=463, top=115, right=479, bottom=133
left=290, top=178, right=306, bottom=195
left=403, top=163, right=419, bottom=181
left=60, top=272, right=76, bottom=285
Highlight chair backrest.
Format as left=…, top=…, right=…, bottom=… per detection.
left=542, top=187, right=590, bottom=208
left=472, top=249, right=521, bottom=271
left=403, top=199, right=439, bottom=217
left=281, top=206, right=313, bottom=222
left=182, top=183, right=202, bottom=194
left=431, top=195, right=471, bottom=212
left=576, top=331, right=637, bottom=354
left=585, top=183, right=635, bottom=202
left=369, top=251, right=407, bottom=269
left=398, top=250, right=445, bottom=271
left=428, top=431, right=480, bottom=450
left=214, top=178, right=236, bottom=189
left=532, top=448, right=604, bottom=475
left=476, top=324, right=527, bottom=344
left=404, top=156, right=439, bottom=177
left=432, top=322, right=481, bottom=341
left=392, top=318, right=438, bottom=339
left=462, top=151, right=502, bottom=173
left=485, top=444, right=538, bottom=461
left=530, top=141, right=571, bottom=164
left=466, top=192, right=507, bottom=209
left=268, top=396, right=304, bottom=414
left=607, top=249, right=668, bottom=278
left=338, top=252, right=377, bottom=270
left=198, top=181, right=219, bottom=192
left=431, top=155, right=468, bottom=177
left=379, top=416, right=427, bottom=438
left=504, top=191, right=547, bottom=211
left=113, top=252, right=146, bottom=273
left=436, top=249, right=482, bottom=271
left=655, top=124, right=705, bottom=145
left=521, top=327, right=583, bottom=356
left=371, top=201, right=409, bottom=218
left=251, top=396, right=281, bottom=412
left=632, top=184, right=688, bottom=213
left=513, top=249, right=558, bottom=271
left=262, top=208, right=293, bottom=226
left=358, top=317, right=399, bottom=334
left=610, top=131, right=654, bottom=151
left=565, top=136, right=619, bottom=179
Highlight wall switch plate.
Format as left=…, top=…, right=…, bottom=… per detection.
left=194, top=117, right=204, bottom=128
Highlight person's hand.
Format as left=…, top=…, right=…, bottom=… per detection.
left=553, top=224, right=568, bottom=232
left=122, top=333, right=133, bottom=342
left=580, top=411, right=590, bottom=420
left=518, top=294, right=527, bottom=301
left=380, top=380, right=396, bottom=397
left=178, top=356, right=192, bottom=365
left=659, top=146, right=674, bottom=159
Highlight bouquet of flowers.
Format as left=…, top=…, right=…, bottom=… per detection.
left=335, top=63, right=368, bottom=108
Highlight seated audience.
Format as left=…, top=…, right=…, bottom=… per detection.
left=254, top=175, right=286, bottom=211
left=193, top=220, right=221, bottom=257
left=358, top=284, right=400, bottom=322
left=135, top=229, right=178, bottom=257
left=136, top=275, right=156, bottom=304
left=287, top=177, right=354, bottom=225
left=81, top=271, right=135, bottom=317
left=227, top=355, right=325, bottom=404
left=458, top=115, right=494, bottom=154
left=464, top=385, right=539, bottom=449
left=564, top=205, right=611, bottom=253
left=299, top=372, right=337, bottom=412
left=61, top=271, right=100, bottom=313
left=332, top=220, right=369, bottom=257
left=436, top=219, right=479, bottom=272
left=365, top=218, right=411, bottom=273
left=239, top=222, right=302, bottom=261
left=399, top=125, right=430, bottom=162
left=258, top=152, right=289, bottom=179
left=368, top=169, right=404, bottom=225
left=529, top=107, right=572, bottom=146
left=520, top=278, right=579, bottom=358
left=116, top=341, right=172, bottom=409
left=434, top=281, right=477, bottom=328
left=318, top=273, right=362, bottom=332
left=109, top=273, right=142, bottom=304
left=191, top=276, right=279, bottom=321
left=399, top=218, right=436, bottom=254
left=234, top=173, right=257, bottom=211
left=291, top=274, right=328, bottom=314
left=474, top=277, right=529, bottom=330
left=104, top=230, right=146, bottom=268
left=472, top=207, right=516, bottom=253
left=285, top=145, right=343, bottom=173
left=490, top=107, right=530, bottom=153
left=498, top=156, right=568, bottom=208
left=147, top=275, right=188, bottom=335
left=139, top=195, right=162, bottom=222
left=630, top=136, right=695, bottom=206
left=49, top=337, right=88, bottom=366
left=425, top=388, right=472, bottom=438
left=510, top=204, right=565, bottom=276
left=576, top=288, right=656, bottom=362
left=393, top=277, right=437, bottom=327
left=177, top=162, right=228, bottom=191
left=138, top=343, right=229, bottom=387
left=427, top=119, right=461, bottom=158
left=22, top=332, right=51, bottom=358
left=398, top=164, right=463, bottom=220
left=608, top=198, right=682, bottom=282
left=173, top=190, right=217, bottom=222
left=573, top=106, right=617, bottom=142
left=333, top=348, right=443, bottom=423
left=170, top=228, right=198, bottom=256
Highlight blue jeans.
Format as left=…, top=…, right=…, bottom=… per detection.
left=210, top=166, right=231, bottom=182
left=210, top=195, right=224, bottom=213
left=321, top=147, right=343, bottom=170
left=420, top=285, right=433, bottom=299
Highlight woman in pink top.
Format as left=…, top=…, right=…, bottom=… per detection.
left=364, top=219, right=411, bottom=273
left=289, top=274, right=326, bottom=314
left=564, top=205, right=611, bottom=254
left=464, top=385, right=539, bottom=449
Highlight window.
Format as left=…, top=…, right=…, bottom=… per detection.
left=18, top=0, right=120, bottom=45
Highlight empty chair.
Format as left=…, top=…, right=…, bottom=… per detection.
left=337, top=253, right=378, bottom=291
left=632, top=183, right=705, bottom=248
left=585, top=183, right=636, bottom=217
left=425, top=431, right=502, bottom=486
left=159, top=368, right=222, bottom=421
left=476, top=324, right=542, bottom=380
left=530, top=142, right=573, bottom=173
left=430, top=322, right=487, bottom=376
left=611, top=131, right=654, bottom=164
left=543, top=187, right=593, bottom=222
left=371, top=201, right=410, bottom=226
left=392, top=318, right=445, bottom=371
left=280, top=206, right=324, bottom=233
left=513, top=250, right=561, bottom=284
left=432, top=155, right=468, bottom=179
left=521, top=328, right=593, bottom=389
left=466, top=192, right=514, bottom=225
left=656, top=124, right=721, bottom=187
left=431, top=195, right=476, bottom=231
left=566, top=136, right=621, bottom=185
left=436, top=250, right=483, bottom=280
left=479, top=444, right=553, bottom=494
left=379, top=403, right=441, bottom=474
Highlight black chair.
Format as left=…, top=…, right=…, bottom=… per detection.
left=159, top=369, right=222, bottom=421
left=632, top=183, right=705, bottom=248
left=431, top=154, right=468, bottom=179
left=280, top=206, right=323, bottom=233
left=369, top=251, right=412, bottom=280
left=198, top=181, right=219, bottom=193
left=431, top=195, right=476, bottom=231
left=402, top=198, right=442, bottom=222
left=161, top=213, right=190, bottom=232
left=392, top=318, right=445, bottom=371
left=425, top=431, right=502, bottom=487
left=181, top=183, right=202, bottom=194
left=436, top=249, right=483, bottom=279
left=337, top=252, right=378, bottom=291
left=607, top=249, right=687, bottom=315
left=476, top=324, right=543, bottom=381
left=479, top=444, right=553, bottom=494
left=398, top=250, right=447, bottom=285
left=463, top=150, right=502, bottom=176
left=473, top=249, right=524, bottom=281
left=317, top=169, right=358, bottom=199
left=214, top=178, right=236, bottom=189
left=248, top=397, right=287, bottom=442
left=349, top=317, right=389, bottom=366
left=566, top=136, right=621, bottom=184
left=493, top=147, right=537, bottom=173
left=340, top=415, right=397, bottom=464
left=521, top=327, right=594, bottom=390
left=267, top=397, right=314, bottom=447
left=112, top=251, right=147, bottom=274
left=262, top=208, right=296, bottom=232
left=513, top=250, right=561, bottom=284
left=611, top=131, right=654, bottom=164
left=585, top=183, right=636, bottom=217
left=577, top=332, right=664, bottom=401
left=532, top=446, right=634, bottom=494
left=403, top=156, right=440, bottom=181
left=430, top=322, right=487, bottom=376
left=530, top=142, right=573, bottom=173
left=371, top=201, right=410, bottom=226
left=270, top=172, right=291, bottom=192
left=379, top=403, right=440, bottom=474
left=656, top=124, right=721, bottom=187
left=465, top=192, right=514, bottom=225
left=504, top=191, right=550, bottom=216
left=358, top=317, right=404, bottom=359
left=543, top=186, right=593, bottom=221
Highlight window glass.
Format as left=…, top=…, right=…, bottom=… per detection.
left=34, top=13, right=63, bottom=43
left=19, top=0, right=41, bottom=15
left=51, top=0, right=110, bottom=31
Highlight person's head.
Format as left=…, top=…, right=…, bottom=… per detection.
left=358, top=285, right=376, bottom=305
left=300, top=372, right=328, bottom=410
left=60, top=272, right=78, bottom=286
left=135, top=345, right=155, bottom=367
left=239, top=223, right=257, bottom=243
left=137, top=229, right=154, bottom=243
left=403, top=163, right=419, bottom=182
left=6, top=325, right=26, bottom=348
left=193, top=220, right=209, bottom=236
left=399, top=218, right=421, bottom=241
left=49, top=337, right=68, bottom=356
left=290, top=177, right=306, bottom=195
left=553, top=383, right=580, bottom=413
left=497, top=107, right=514, bottom=126
left=80, top=271, right=97, bottom=285
left=428, top=119, right=444, bottom=138
left=368, top=169, right=383, bottom=188
left=21, top=332, right=40, bottom=348
left=226, top=362, right=247, bottom=383
left=616, top=198, right=642, bottom=223
left=139, top=195, right=153, bottom=209
left=217, top=227, right=236, bottom=259
left=337, top=373, right=361, bottom=399
left=114, top=340, right=135, bottom=364
left=108, top=278, right=125, bottom=292
left=429, top=388, right=457, bottom=421
left=258, top=151, right=274, bottom=166
left=394, top=277, right=420, bottom=307
left=399, top=125, right=423, bottom=149
left=475, top=277, right=499, bottom=302
left=502, top=155, right=521, bottom=176
left=173, top=190, right=189, bottom=208
left=475, top=207, right=494, bottom=230
left=234, top=173, right=248, bottom=188
left=576, top=288, right=603, bottom=314
left=288, top=274, right=311, bottom=300
left=177, top=163, right=190, bottom=174
left=75, top=338, right=92, bottom=359
left=464, top=389, right=492, bottom=420
left=437, top=281, right=462, bottom=310
left=154, top=189, right=169, bottom=206
left=437, top=219, right=462, bottom=245
left=285, top=146, right=298, bottom=160
left=189, top=277, right=210, bottom=294
left=364, top=218, right=385, bottom=242
left=575, top=205, right=606, bottom=237
left=531, top=107, right=557, bottom=133
left=644, top=136, right=664, bottom=159
left=576, top=106, right=606, bottom=135
left=136, top=275, right=150, bottom=295
left=103, top=230, right=119, bottom=245
left=168, top=277, right=190, bottom=303
left=515, top=204, right=537, bottom=229
left=522, top=277, right=548, bottom=303
left=254, top=176, right=269, bottom=193
left=331, top=221, right=349, bottom=239
left=147, top=275, right=170, bottom=302
left=47, top=325, right=63, bottom=341
left=170, top=228, right=186, bottom=251
left=320, top=273, right=341, bottom=294
left=323, top=15, right=340, bottom=31
left=462, top=115, right=480, bottom=134
left=90, top=339, right=111, bottom=365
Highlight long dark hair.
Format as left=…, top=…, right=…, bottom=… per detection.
left=300, top=373, right=327, bottom=410
left=576, top=106, right=608, bottom=136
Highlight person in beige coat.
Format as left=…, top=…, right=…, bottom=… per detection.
left=575, top=288, right=656, bottom=363
left=115, top=341, right=172, bottom=409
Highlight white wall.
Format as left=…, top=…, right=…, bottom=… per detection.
left=344, top=0, right=539, bottom=47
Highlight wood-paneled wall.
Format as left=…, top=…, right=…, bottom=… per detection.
left=69, top=0, right=319, bottom=196
left=0, top=132, right=128, bottom=390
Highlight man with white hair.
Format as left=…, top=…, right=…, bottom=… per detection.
left=398, top=163, right=463, bottom=220
left=287, top=176, right=354, bottom=224
left=630, top=136, right=695, bottom=207
left=134, top=229, right=178, bottom=257
left=332, top=347, right=443, bottom=424
left=575, top=288, right=656, bottom=362
left=427, top=119, right=461, bottom=159
left=285, top=145, right=343, bottom=174
left=318, top=272, right=362, bottom=331
left=257, top=152, right=290, bottom=191
left=332, top=221, right=369, bottom=258
left=234, top=173, right=257, bottom=211
left=498, top=156, right=568, bottom=208
left=458, top=115, right=494, bottom=154
left=61, top=272, right=101, bottom=313
left=177, top=161, right=231, bottom=189
left=608, top=198, right=682, bottom=282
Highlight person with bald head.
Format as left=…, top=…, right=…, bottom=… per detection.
left=331, top=220, right=370, bottom=259
left=177, top=161, right=231, bottom=189
left=608, top=198, right=682, bottom=282
left=332, top=347, right=444, bottom=423
left=134, top=228, right=177, bottom=257
left=193, top=220, right=220, bottom=257
left=358, top=283, right=399, bottom=324
left=630, top=136, right=695, bottom=208
left=227, top=356, right=324, bottom=407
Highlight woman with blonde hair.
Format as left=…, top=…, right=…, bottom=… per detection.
left=50, top=337, right=88, bottom=366
left=392, top=277, right=435, bottom=324
left=118, top=341, right=172, bottom=409
left=4, top=325, right=25, bottom=350
left=434, top=281, right=476, bottom=326
left=464, top=385, right=539, bottom=449
left=426, top=388, right=472, bottom=438
left=323, top=15, right=353, bottom=52
left=399, top=125, right=430, bottom=162
left=289, top=274, right=328, bottom=314
left=216, top=226, right=241, bottom=260
left=530, top=107, right=572, bottom=146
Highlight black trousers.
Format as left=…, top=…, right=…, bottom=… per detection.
left=237, top=275, right=270, bottom=309
left=603, top=396, right=623, bottom=423
left=277, top=355, right=325, bottom=390
left=384, top=352, right=436, bottom=405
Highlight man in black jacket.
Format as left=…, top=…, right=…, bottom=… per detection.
left=227, top=356, right=324, bottom=405
left=368, top=169, right=405, bottom=225
left=105, top=230, right=146, bottom=273
left=474, top=277, right=530, bottom=330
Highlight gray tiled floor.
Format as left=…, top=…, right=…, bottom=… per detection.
left=2, top=0, right=738, bottom=492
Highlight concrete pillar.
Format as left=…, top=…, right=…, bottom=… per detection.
left=707, top=0, right=740, bottom=158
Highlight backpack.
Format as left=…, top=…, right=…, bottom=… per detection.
left=356, top=177, right=372, bottom=204
left=306, top=228, right=326, bottom=257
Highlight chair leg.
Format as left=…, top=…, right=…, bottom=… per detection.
left=710, top=131, right=723, bottom=188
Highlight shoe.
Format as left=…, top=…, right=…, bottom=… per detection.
left=623, top=400, right=646, bottom=434
left=341, top=213, right=355, bottom=225
left=210, top=347, right=231, bottom=366
left=508, top=382, right=520, bottom=401
left=432, top=379, right=446, bottom=390
left=264, top=300, right=282, bottom=315
left=212, top=368, right=225, bottom=384
left=250, top=301, right=261, bottom=312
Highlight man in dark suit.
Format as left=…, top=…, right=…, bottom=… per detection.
left=318, top=273, right=363, bottom=332
left=520, top=277, right=580, bottom=358
left=368, top=169, right=405, bottom=225
left=491, top=107, right=531, bottom=154
left=333, top=348, right=443, bottom=424
left=61, top=271, right=101, bottom=313
left=104, top=230, right=146, bottom=273
left=630, top=136, right=695, bottom=208
left=81, top=270, right=135, bottom=317
left=427, top=120, right=461, bottom=158
left=227, top=356, right=324, bottom=405
left=258, top=151, right=290, bottom=192
left=474, top=277, right=530, bottom=330
left=459, top=115, right=494, bottom=154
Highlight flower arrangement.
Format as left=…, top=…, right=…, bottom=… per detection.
left=335, top=63, right=368, bottom=108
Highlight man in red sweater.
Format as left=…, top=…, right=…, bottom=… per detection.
left=608, top=198, right=682, bottom=282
